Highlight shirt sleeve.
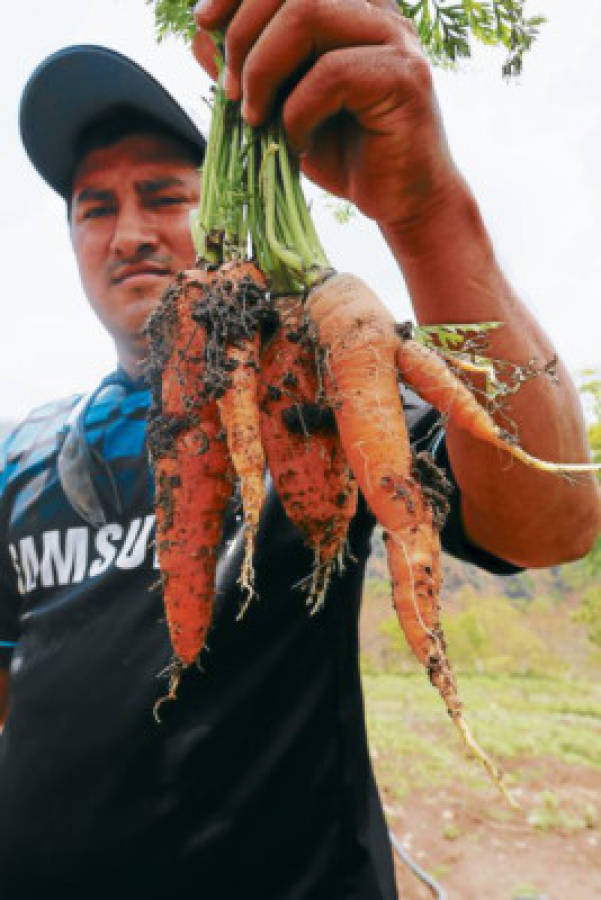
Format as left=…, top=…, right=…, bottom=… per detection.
left=0, top=431, right=21, bottom=667
left=432, top=431, right=523, bottom=575
left=404, top=387, right=523, bottom=576
left=0, top=547, right=20, bottom=667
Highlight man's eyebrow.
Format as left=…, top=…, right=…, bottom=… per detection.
left=136, top=177, right=188, bottom=193
left=74, top=187, right=115, bottom=205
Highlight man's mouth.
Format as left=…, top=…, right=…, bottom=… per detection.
left=112, top=265, right=171, bottom=285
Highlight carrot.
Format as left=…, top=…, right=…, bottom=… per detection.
left=383, top=504, right=448, bottom=701
left=307, top=273, right=411, bottom=531
left=195, top=259, right=270, bottom=611
left=397, top=337, right=600, bottom=474
left=146, top=269, right=234, bottom=688
left=145, top=17, right=558, bottom=803
left=259, top=296, right=357, bottom=609
left=308, top=272, right=518, bottom=806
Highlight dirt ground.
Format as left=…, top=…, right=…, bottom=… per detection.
left=384, top=758, right=601, bottom=900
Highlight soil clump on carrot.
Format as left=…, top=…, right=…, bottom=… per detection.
left=260, top=298, right=357, bottom=609
left=411, top=451, right=453, bottom=530
left=190, top=264, right=277, bottom=400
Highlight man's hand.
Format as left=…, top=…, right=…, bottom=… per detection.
left=192, top=0, right=458, bottom=229
left=192, top=0, right=601, bottom=570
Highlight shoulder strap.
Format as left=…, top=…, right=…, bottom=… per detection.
left=57, top=390, right=124, bottom=529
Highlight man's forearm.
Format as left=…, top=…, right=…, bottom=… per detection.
left=381, top=173, right=601, bottom=567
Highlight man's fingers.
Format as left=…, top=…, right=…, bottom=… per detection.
left=193, top=0, right=239, bottom=30
left=223, top=0, right=284, bottom=100
left=192, top=28, right=221, bottom=81
left=192, top=0, right=421, bottom=106
left=194, top=1, right=284, bottom=97
left=369, top=0, right=401, bottom=12
left=282, top=43, right=429, bottom=155
left=370, top=0, right=421, bottom=42
left=223, top=0, right=406, bottom=100
left=240, top=0, right=400, bottom=126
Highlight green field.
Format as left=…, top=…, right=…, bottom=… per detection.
left=362, top=671, right=601, bottom=805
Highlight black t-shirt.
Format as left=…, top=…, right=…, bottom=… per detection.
left=0, top=369, right=518, bottom=899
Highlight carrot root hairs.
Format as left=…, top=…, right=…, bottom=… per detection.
left=152, top=661, right=183, bottom=724
left=396, top=337, right=601, bottom=475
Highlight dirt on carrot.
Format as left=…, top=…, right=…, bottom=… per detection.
left=202, top=259, right=270, bottom=607
left=260, top=295, right=357, bottom=608
left=146, top=269, right=235, bottom=674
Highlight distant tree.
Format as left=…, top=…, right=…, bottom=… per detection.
left=570, top=372, right=601, bottom=648
left=573, top=585, right=601, bottom=649
left=150, top=0, right=545, bottom=77
left=579, top=371, right=601, bottom=576
left=580, top=370, right=601, bottom=460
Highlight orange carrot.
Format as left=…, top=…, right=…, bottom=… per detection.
left=383, top=511, right=451, bottom=706
left=307, top=273, right=411, bottom=533
left=308, top=272, right=517, bottom=806
left=397, top=338, right=599, bottom=475
left=147, top=269, right=234, bottom=676
left=201, top=259, right=269, bottom=609
left=259, top=296, right=357, bottom=609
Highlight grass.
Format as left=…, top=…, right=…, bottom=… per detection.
left=441, top=821, right=463, bottom=840
left=361, top=670, right=601, bottom=802
left=526, top=789, right=591, bottom=833
left=511, top=885, right=543, bottom=900
left=361, top=556, right=601, bottom=894
left=360, top=561, right=601, bottom=834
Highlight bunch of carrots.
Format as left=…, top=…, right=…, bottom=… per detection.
left=145, top=31, right=597, bottom=805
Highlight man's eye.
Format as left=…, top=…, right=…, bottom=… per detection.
left=83, top=206, right=115, bottom=219
left=148, top=196, right=186, bottom=208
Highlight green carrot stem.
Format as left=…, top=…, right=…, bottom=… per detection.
left=276, top=123, right=330, bottom=271
left=192, top=81, right=226, bottom=262
left=224, top=115, right=243, bottom=257
left=261, top=141, right=305, bottom=275
left=191, top=32, right=332, bottom=288
left=293, top=171, right=330, bottom=270
left=276, top=127, right=315, bottom=265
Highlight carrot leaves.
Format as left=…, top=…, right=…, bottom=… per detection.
left=398, top=1, right=545, bottom=76
left=150, top=0, right=197, bottom=43
left=148, top=0, right=544, bottom=76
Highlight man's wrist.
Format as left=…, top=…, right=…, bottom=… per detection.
left=380, top=172, right=489, bottom=269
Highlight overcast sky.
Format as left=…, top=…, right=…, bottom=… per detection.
left=2, top=0, right=600, bottom=421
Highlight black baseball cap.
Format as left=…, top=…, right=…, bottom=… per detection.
left=19, top=44, right=207, bottom=200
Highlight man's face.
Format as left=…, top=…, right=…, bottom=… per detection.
left=70, top=133, right=201, bottom=369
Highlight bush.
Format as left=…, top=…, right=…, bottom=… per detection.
left=573, top=584, right=601, bottom=648
left=377, top=588, right=563, bottom=677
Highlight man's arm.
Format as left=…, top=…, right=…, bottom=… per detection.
left=381, top=179, right=601, bottom=568
left=192, top=0, right=601, bottom=568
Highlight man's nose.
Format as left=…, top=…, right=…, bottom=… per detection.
left=110, top=203, right=158, bottom=259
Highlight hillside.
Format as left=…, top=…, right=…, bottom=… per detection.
left=362, top=526, right=601, bottom=678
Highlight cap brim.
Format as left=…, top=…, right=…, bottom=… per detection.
left=19, top=44, right=206, bottom=199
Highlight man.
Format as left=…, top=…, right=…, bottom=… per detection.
left=1, top=2, right=599, bottom=898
